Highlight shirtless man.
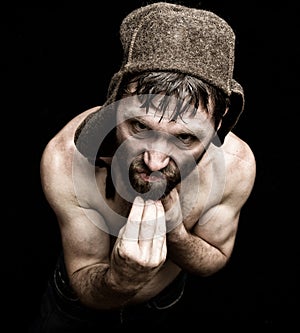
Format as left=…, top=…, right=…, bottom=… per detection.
left=31, top=2, right=256, bottom=331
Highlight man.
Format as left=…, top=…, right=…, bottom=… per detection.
left=31, top=2, right=256, bottom=331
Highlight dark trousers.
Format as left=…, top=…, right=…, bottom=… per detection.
left=29, top=256, right=187, bottom=332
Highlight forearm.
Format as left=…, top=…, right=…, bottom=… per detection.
left=167, top=223, right=228, bottom=277
left=70, top=261, right=146, bottom=310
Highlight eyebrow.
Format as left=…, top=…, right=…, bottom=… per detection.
left=129, top=115, right=207, bottom=140
left=118, top=96, right=213, bottom=137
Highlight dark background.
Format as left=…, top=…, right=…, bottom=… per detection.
left=3, top=0, right=298, bottom=330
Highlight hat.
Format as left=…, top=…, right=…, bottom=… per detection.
left=75, top=2, right=244, bottom=159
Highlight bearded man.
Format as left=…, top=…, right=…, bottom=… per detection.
left=30, top=2, right=256, bottom=331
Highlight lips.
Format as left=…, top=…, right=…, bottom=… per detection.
left=139, top=171, right=165, bottom=183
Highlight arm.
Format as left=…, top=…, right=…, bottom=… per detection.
left=164, top=144, right=256, bottom=277
left=40, top=125, right=166, bottom=310
left=65, top=198, right=167, bottom=310
left=166, top=198, right=240, bottom=276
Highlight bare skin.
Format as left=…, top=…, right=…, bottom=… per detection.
left=40, top=96, right=256, bottom=310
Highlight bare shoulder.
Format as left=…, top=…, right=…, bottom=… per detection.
left=223, top=132, right=256, bottom=164
left=40, top=106, right=100, bottom=208
left=41, top=106, right=100, bottom=174
left=221, top=131, right=256, bottom=201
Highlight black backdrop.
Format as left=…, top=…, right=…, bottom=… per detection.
left=3, top=0, right=298, bottom=330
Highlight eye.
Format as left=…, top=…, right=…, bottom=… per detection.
left=177, top=133, right=196, bottom=144
left=131, top=120, right=149, bottom=133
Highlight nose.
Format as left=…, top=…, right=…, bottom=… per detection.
left=143, top=150, right=170, bottom=171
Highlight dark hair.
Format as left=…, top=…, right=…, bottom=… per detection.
left=118, top=71, right=230, bottom=129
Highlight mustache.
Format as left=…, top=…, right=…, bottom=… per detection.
left=128, top=154, right=180, bottom=200
left=130, top=155, right=179, bottom=179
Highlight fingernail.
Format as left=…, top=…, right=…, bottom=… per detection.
left=135, top=196, right=144, bottom=204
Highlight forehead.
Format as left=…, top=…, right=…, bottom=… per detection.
left=116, top=94, right=214, bottom=132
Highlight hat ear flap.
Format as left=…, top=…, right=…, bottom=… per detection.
left=74, top=104, right=118, bottom=163
left=215, top=80, right=245, bottom=146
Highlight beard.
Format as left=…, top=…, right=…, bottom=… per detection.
left=128, top=154, right=181, bottom=201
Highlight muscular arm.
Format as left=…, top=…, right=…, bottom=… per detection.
left=40, top=113, right=166, bottom=310
left=165, top=139, right=256, bottom=276
left=166, top=201, right=240, bottom=276
left=57, top=209, right=152, bottom=310
left=65, top=198, right=167, bottom=310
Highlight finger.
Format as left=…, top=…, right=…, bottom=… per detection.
left=123, top=196, right=144, bottom=241
left=161, top=188, right=180, bottom=211
left=152, top=201, right=167, bottom=263
left=163, top=190, right=183, bottom=233
left=154, top=201, right=166, bottom=238
left=138, top=200, right=158, bottom=263
left=139, top=200, right=157, bottom=242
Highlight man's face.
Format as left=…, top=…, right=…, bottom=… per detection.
left=113, top=94, right=216, bottom=200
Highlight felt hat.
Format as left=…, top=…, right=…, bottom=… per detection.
left=105, top=2, right=244, bottom=141
left=75, top=2, right=244, bottom=159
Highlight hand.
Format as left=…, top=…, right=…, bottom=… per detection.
left=162, top=188, right=183, bottom=233
left=112, top=196, right=167, bottom=283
